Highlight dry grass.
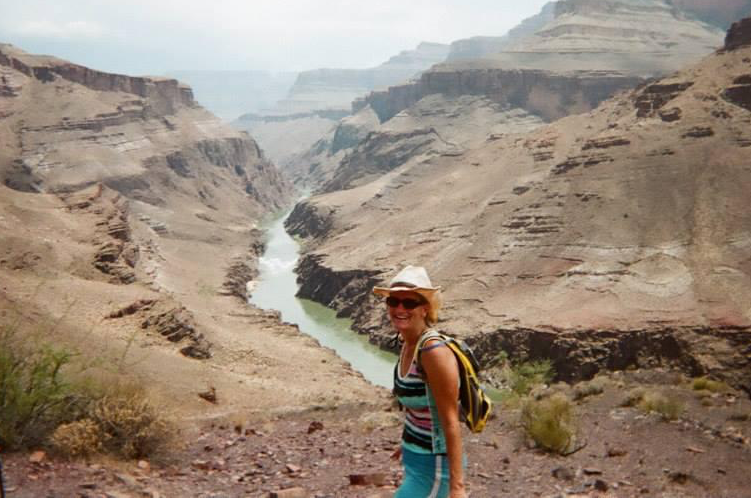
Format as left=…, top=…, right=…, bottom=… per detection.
left=51, top=419, right=105, bottom=457
left=573, top=377, right=608, bottom=401
left=89, top=385, right=176, bottom=459
left=520, top=393, right=577, bottom=454
left=691, top=377, right=729, bottom=393
left=637, top=391, right=684, bottom=421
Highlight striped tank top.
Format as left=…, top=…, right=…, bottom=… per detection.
left=393, top=337, right=448, bottom=455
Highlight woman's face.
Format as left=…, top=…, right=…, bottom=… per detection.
left=387, top=290, right=429, bottom=338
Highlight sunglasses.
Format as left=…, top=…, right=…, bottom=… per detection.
left=385, top=296, right=425, bottom=309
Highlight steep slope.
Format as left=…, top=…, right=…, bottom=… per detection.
left=0, top=44, right=378, bottom=418
left=287, top=20, right=751, bottom=391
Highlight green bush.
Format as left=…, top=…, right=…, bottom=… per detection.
left=692, top=377, right=729, bottom=393
left=0, top=325, right=87, bottom=449
left=1, top=322, right=174, bottom=459
left=508, top=360, right=554, bottom=397
left=521, top=393, right=576, bottom=454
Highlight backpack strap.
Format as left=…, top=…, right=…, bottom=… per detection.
left=414, top=329, right=448, bottom=376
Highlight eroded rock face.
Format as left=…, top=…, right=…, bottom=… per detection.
left=725, top=16, right=751, bottom=51
left=0, top=44, right=292, bottom=215
left=288, top=30, right=751, bottom=391
left=0, top=44, right=193, bottom=115
left=358, top=69, right=644, bottom=124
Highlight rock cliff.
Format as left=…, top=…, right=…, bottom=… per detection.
left=445, top=0, right=723, bottom=76
left=357, top=68, right=644, bottom=124
left=287, top=21, right=751, bottom=393
left=277, top=42, right=450, bottom=114
left=0, top=43, right=291, bottom=211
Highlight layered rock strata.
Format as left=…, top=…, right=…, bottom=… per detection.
left=356, top=68, right=644, bottom=123
left=287, top=22, right=751, bottom=393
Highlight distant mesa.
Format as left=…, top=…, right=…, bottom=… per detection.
left=0, top=43, right=292, bottom=213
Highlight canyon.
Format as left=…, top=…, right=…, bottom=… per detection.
left=0, top=43, right=381, bottom=421
left=1, top=5, right=751, bottom=497
left=286, top=0, right=726, bottom=193
left=286, top=18, right=751, bottom=395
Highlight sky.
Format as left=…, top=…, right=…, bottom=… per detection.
left=0, top=0, right=552, bottom=75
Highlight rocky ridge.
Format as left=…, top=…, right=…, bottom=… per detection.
left=287, top=21, right=751, bottom=393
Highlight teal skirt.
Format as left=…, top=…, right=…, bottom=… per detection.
left=395, top=446, right=451, bottom=498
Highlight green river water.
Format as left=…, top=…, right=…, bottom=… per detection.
left=248, top=212, right=396, bottom=388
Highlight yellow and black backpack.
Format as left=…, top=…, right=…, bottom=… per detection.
left=417, top=331, right=493, bottom=433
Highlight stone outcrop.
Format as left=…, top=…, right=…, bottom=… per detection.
left=287, top=25, right=751, bottom=393
left=724, top=16, right=751, bottom=50
left=357, top=68, right=644, bottom=123
left=0, top=44, right=194, bottom=116
left=221, top=231, right=265, bottom=299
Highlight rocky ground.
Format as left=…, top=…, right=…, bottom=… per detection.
left=3, top=369, right=751, bottom=497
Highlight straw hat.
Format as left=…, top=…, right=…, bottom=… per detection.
left=373, top=265, right=443, bottom=324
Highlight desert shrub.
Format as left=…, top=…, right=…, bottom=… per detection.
left=521, top=393, right=576, bottom=454
left=0, top=325, right=89, bottom=449
left=692, top=377, right=729, bottom=393
left=638, top=391, right=684, bottom=421
left=90, top=386, right=174, bottom=459
left=1, top=323, right=173, bottom=459
left=50, top=419, right=105, bottom=457
left=493, top=359, right=555, bottom=408
left=573, top=377, right=607, bottom=401
left=620, top=387, right=647, bottom=407
left=508, top=360, right=554, bottom=397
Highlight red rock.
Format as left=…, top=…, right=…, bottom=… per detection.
left=29, top=450, right=46, bottom=463
left=307, top=421, right=324, bottom=434
left=285, top=463, right=301, bottom=473
left=349, top=473, right=388, bottom=486
left=269, top=487, right=307, bottom=498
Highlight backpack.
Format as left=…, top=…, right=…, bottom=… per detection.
left=417, top=331, right=493, bottom=433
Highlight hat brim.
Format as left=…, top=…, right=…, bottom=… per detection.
left=373, top=285, right=441, bottom=298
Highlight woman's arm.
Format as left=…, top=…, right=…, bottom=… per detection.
left=421, top=340, right=466, bottom=498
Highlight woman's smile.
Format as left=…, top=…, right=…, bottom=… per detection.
left=387, top=290, right=427, bottom=337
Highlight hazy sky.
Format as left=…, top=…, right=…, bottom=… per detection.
left=0, top=0, right=551, bottom=75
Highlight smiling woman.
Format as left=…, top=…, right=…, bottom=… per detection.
left=373, top=266, right=467, bottom=498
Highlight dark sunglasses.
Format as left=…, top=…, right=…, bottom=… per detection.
left=386, top=296, right=425, bottom=309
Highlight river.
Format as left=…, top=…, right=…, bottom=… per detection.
left=248, top=211, right=396, bottom=388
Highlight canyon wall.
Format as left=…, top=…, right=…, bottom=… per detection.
left=287, top=22, right=751, bottom=393
left=356, top=68, right=644, bottom=123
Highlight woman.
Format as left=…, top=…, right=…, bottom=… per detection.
left=373, top=265, right=466, bottom=498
